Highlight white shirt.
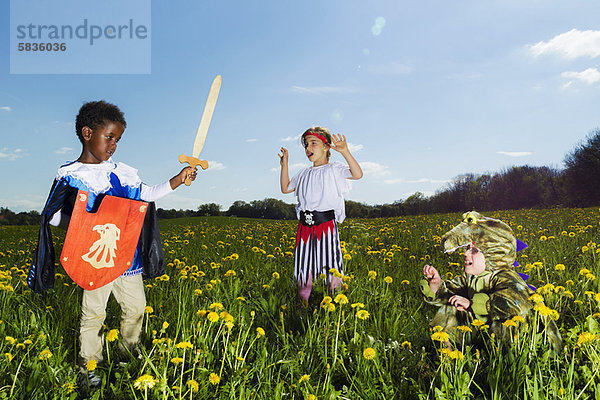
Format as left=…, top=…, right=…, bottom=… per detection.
left=289, top=162, right=352, bottom=223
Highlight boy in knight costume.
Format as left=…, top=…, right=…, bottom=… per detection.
left=420, top=211, right=562, bottom=351
left=28, top=101, right=197, bottom=387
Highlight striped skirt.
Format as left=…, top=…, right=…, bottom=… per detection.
left=294, top=215, right=344, bottom=286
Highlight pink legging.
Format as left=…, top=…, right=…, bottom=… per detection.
left=298, top=271, right=343, bottom=303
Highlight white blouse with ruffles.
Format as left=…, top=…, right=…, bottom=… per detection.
left=288, top=162, right=352, bottom=223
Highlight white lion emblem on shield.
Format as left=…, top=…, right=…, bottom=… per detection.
left=81, top=223, right=121, bottom=269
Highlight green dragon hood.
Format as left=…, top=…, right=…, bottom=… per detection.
left=441, top=211, right=517, bottom=271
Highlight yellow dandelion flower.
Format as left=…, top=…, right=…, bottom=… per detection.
left=595, top=293, right=600, bottom=303
left=5, top=336, right=15, bottom=345
left=448, top=349, right=464, bottom=360
left=554, top=264, right=566, bottom=271
left=197, top=309, right=208, bottom=318
left=512, top=315, right=525, bottom=324
left=194, top=289, right=202, bottom=296
left=256, top=327, right=265, bottom=337
left=175, top=341, right=193, bottom=350
left=363, top=347, right=376, bottom=360
left=209, top=373, right=220, bottom=385
left=580, top=268, right=591, bottom=276
left=351, top=302, right=364, bottom=309
left=322, top=302, right=335, bottom=312
left=263, top=284, right=270, bottom=289
left=431, top=331, right=450, bottom=342
left=106, top=329, right=119, bottom=342
left=401, top=341, right=412, bottom=349
left=207, top=312, right=219, bottom=323
left=237, top=296, right=246, bottom=301
left=457, top=325, right=472, bottom=332
left=186, top=379, right=199, bottom=393
left=170, top=357, right=184, bottom=364
left=5, top=353, right=13, bottom=362
left=384, top=276, right=393, bottom=284
left=582, top=246, right=589, bottom=253
left=529, top=293, right=544, bottom=303
left=86, top=359, right=97, bottom=371
left=209, top=302, right=224, bottom=311
left=134, top=374, right=158, bottom=390
left=272, top=272, right=280, bottom=279
left=343, top=254, right=352, bottom=261
left=368, top=270, right=377, bottom=279
left=298, top=374, right=310, bottom=384
left=224, top=269, right=236, bottom=277
left=162, top=321, right=169, bottom=330
left=334, top=293, right=348, bottom=305
left=586, top=273, right=595, bottom=280
left=39, top=349, right=53, bottom=360
left=401, top=279, right=410, bottom=285
left=307, top=395, right=316, bottom=400
left=502, top=319, right=517, bottom=327
left=144, top=305, right=154, bottom=314
left=471, top=319, right=485, bottom=327
left=577, top=332, right=597, bottom=346
left=356, top=310, right=370, bottom=320
left=220, top=311, right=234, bottom=322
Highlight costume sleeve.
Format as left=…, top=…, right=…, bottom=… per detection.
left=288, top=170, right=302, bottom=191
left=420, top=274, right=469, bottom=306
left=141, top=181, right=173, bottom=202
left=331, top=162, right=352, bottom=195
left=27, top=178, right=77, bottom=293
left=486, top=270, right=533, bottom=320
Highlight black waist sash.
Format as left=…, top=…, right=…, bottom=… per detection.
left=300, top=210, right=335, bottom=227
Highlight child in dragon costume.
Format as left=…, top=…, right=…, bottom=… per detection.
left=420, top=211, right=562, bottom=351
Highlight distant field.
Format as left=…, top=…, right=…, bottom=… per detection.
left=0, top=209, right=599, bottom=399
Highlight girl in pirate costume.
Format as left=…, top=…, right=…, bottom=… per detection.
left=279, top=127, right=363, bottom=305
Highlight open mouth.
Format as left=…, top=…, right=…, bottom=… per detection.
left=306, top=152, right=314, bottom=158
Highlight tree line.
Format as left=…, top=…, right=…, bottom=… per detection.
left=2, top=129, right=599, bottom=225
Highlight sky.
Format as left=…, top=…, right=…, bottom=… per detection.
left=1, top=0, right=600, bottom=212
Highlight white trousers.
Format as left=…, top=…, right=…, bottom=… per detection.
left=79, top=274, right=146, bottom=366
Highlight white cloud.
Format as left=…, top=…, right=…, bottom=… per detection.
left=0, top=195, right=46, bottom=212
left=270, top=162, right=310, bottom=173
left=0, top=148, right=25, bottom=161
left=528, top=29, right=600, bottom=59
left=361, top=161, right=389, bottom=177
left=0, top=106, right=12, bottom=111
left=245, top=138, right=258, bottom=143
left=207, top=161, right=225, bottom=171
left=367, top=62, right=413, bottom=75
left=55, top=147, right=73, bottom=154
left=347, top=143, right=363, bottom=153
left=291, top=86, right=357, bottom=95
left=561, top=68, right=600, bottom=85
left=497, top=151, right=532, bottom=157
left=281, top=135, right=301, bottom=142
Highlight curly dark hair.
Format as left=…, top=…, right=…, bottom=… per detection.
left=75, top=101, right=126, bottom=143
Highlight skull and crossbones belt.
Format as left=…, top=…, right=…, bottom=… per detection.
left=299, top=210, right=335, bottom=227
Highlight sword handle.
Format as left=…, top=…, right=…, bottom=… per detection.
left=178, top=153, right=209, bottom=186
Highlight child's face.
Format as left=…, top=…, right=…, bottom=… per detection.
left=464, top=244, right=486, bottom=275
left=304, top=135, right=329, bottom=166
left=81, top=121, right=124, bottom=164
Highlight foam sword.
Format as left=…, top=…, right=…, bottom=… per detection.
left=179, top=75, right=222, bottom=185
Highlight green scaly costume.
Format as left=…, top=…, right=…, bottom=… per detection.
left=420, top=211, right=562, bottom=351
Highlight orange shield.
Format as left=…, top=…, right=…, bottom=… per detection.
left=61, top=190, right=148, bottom=290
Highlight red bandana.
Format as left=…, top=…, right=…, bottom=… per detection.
left=303, top=132, right=329, bottom=145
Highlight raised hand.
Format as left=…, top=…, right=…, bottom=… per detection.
left=331, top=134, right=348, bottom=153
left=423, top=264, right=442, bottom=294
left=279, top=147, right=289, bottom=166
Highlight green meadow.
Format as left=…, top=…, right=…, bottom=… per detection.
left=0, top=209, right=599, bottom=399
